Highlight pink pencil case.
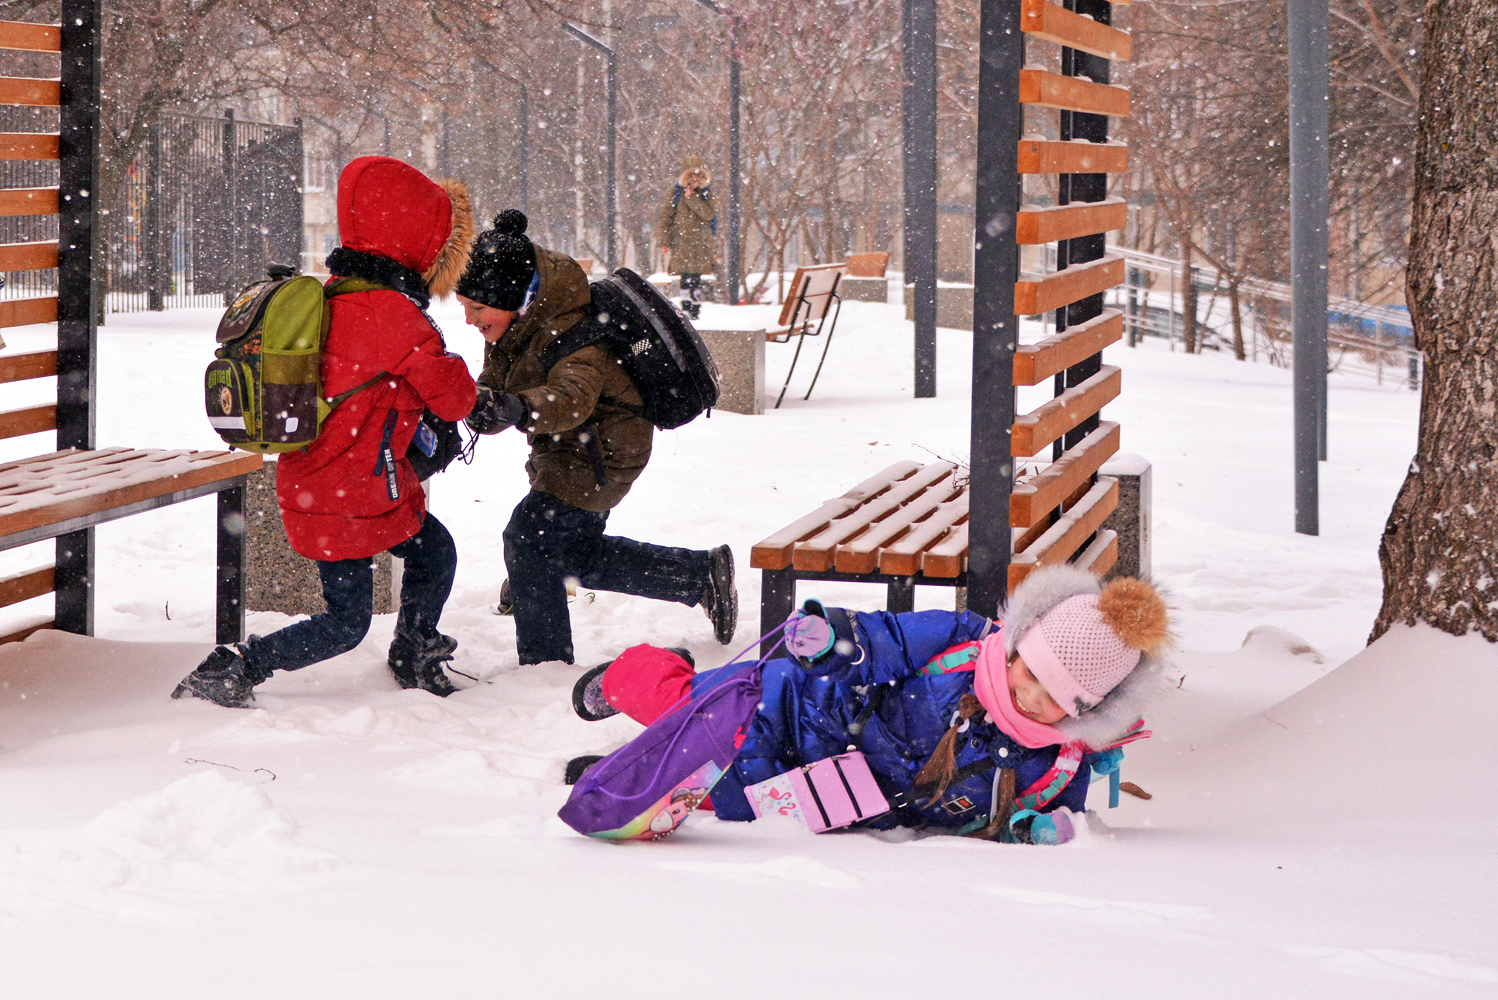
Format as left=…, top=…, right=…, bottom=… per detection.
left=743, top=751, right=891, bottom=832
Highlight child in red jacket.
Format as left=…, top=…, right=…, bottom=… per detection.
left=174, top=156, right=477, bottom=708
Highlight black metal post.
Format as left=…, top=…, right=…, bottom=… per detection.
left=969, top=0, right=1023, bottom=618
left=563, top=24, right=618, bottom=271
left=760, top=569, right=796, bottom=656
left=57, top=0, right=101, bottom=634
left=518, top=83, right=530, bottom=217
left=145, top=118, right=165, bottom=310
left=222, top=108, right=237, bottom=306
left=605, top=47, right=618, bottom=271
left=1289, top=0, right=1328, bottom=534
left=905, top=0, right=938, bottom=398
left=726, top=15, right=742, bottom=304
left=290, top=118, right=305, bottom=271
left=689, top=0, right=743, bottom=303
left=1061, top=0, right=1111, bottom=451
left=216, top=486, right=247, bottom=644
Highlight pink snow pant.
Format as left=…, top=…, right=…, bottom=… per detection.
left=599, top=644, right=696, bottom=725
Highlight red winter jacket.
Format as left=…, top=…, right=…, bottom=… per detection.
left=277, top=156, right=477, bottom=562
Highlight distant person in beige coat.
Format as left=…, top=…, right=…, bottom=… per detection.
left=657, top=154, right=717, bottom=319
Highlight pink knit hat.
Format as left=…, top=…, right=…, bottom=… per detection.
left=1016, top=580, right=1170, bottom=718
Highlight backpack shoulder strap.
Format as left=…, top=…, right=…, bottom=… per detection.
left=538, top=318, right=608, bottom=374
left=324, top=275, right=388, bottom=297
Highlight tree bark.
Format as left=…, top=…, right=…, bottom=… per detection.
left=1372, top=0, right=1498, bottom=642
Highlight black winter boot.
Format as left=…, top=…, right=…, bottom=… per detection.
left=700, top=545, right=738, bottom=645
left=172, top=644, right=260, bottom=708
left=389, top=633, right=460, bottom=697
left=565, top=754, right=606, bottom=785
left=571, top=662, right=618, bottom=721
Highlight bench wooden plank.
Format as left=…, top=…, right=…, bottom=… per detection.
left=0, top=21, right=61, bottom=52
left=1019, top=69, right=1130, bottom=118
left=0, top=132, right=59, bottom=160
left=878, top=495, right=969, bottom=576
left=1015, top=255, right=1124, bottom=316
left=1009, top=477, right=1119, bottom=589
left=0, top=240, right=59, bottom=272
left=1012, top=366, right=1121, bottom=456
left=0, top=298, right=58, bottom=332
left=0, top=403, right=55, bottom=440
left=845, top=252, right=890, bottom=278
left=1018, top=139, right=1128, bottom=175
left=750, top=461, right=923, bottom=570
left=0, top=186, right=58, bottom=216
left=1072, top=529, right=1118, bottom=578
left=0, top=347, right=57, bottom=383
left=0, top=76, right=61, bottom=108
left=0, top=619, right=53, bottom=645
left=1011, top=421, right=1120, bottom=527
left=0, top=564, right=52, bottom=609
left=793, top=462, right=958, bottom=572
left=921, top=520, right=970, bottom=578
left=0, top=449, right=262, bottom=537
left=1014, top=311, right=1122, bottom=385
left=835, top=476, right=965, bottom=574
left=1016, top=199, right=1127, bottom=246
left=1021, top=0, right=1132, bottom=61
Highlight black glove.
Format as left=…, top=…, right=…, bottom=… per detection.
left=466, top=385, right=528, bottom=435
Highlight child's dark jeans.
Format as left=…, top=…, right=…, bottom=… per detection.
left=503, top=490, right=710, bottom=665
left=240, top=514, right=457, bottom=681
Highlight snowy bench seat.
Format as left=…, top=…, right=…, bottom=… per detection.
left=0, top=348, right=261, bottom=646
left=750, top=459, right=1118, bottom=652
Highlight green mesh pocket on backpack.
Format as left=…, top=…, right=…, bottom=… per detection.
left=205, top=274, right=330, bottom=453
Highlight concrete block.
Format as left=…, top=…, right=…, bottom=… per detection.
left=904, top=283, right=975, bottom=330
left=244, top=463, right=394, bottom=616
left=696, top=327, right=766, bottom=415
left=1099, top=452, right=1152, bottom=579
left=839, top=276, right=888, bottom=303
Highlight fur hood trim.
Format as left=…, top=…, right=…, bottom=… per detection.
left=1002, top=564, right=1172, bottom=749
left=423, top=179, right=475, bottom=300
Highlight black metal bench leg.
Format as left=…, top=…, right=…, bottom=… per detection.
left=216, top=486, right=247, bottom=644
left=761, top=568, right=796, bottom=656
left=775, top=331, right=810, bottom=410
left=55, top=527, right=94, bottom=635
left=887, top=577, right=915, bottom=614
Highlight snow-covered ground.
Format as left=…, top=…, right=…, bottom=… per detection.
left=2, top=298, right=1493, bottom=998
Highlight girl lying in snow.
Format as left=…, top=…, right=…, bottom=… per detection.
left=566, top=565, right=1171, bottom=843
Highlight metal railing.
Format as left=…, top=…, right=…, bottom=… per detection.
left=107, top=111, right=303, bottom=313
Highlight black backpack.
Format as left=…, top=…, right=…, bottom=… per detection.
left=540, top=268, right=720, bottom=429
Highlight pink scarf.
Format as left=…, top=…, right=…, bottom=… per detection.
left=972, top=630, right=1070, bottom=749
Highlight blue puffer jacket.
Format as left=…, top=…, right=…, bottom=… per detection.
left=694, top=608, right=1092, bottom=827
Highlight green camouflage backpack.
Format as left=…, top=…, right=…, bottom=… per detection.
left=205, top=266, right=385, bottom=452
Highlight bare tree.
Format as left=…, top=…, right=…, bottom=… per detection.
left=1372, top=0, right=1498, bottom=642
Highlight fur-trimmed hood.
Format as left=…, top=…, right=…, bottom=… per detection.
left=425, top=178, right=474, bottom=299
left=1001, top=564, right=1172, bottom=749
left=334, top=156, right=474, bottom=300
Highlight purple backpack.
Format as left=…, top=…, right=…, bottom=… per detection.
left=559, top=663, right=765, bottom=840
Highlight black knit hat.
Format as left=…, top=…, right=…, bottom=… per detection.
left=456, top=209, right=537, bottom=310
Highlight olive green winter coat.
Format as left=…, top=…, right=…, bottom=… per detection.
left=478, top=244, right=653, bottom=512
left=658, top=155, right=718, bottom=276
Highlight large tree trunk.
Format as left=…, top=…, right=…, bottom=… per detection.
left=1372, top=1, right=1498, bottom=642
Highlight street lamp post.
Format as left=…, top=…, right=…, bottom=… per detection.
left=563, top=23, right=618, bottom=270
left=1288, top=0, right=1329, bottom=536
left=689, top=0, right=742, bottom=304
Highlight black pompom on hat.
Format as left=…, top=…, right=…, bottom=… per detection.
left=456, top=209, right=537, bottom=311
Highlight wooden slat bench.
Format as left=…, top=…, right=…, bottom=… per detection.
left=0, top=15, right=262, bottom=647
left=767, top=261, right=847, bottom=408
left=751, top=460, right=1120, bottom=650
left=0, top=348, right=262, bottom=645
